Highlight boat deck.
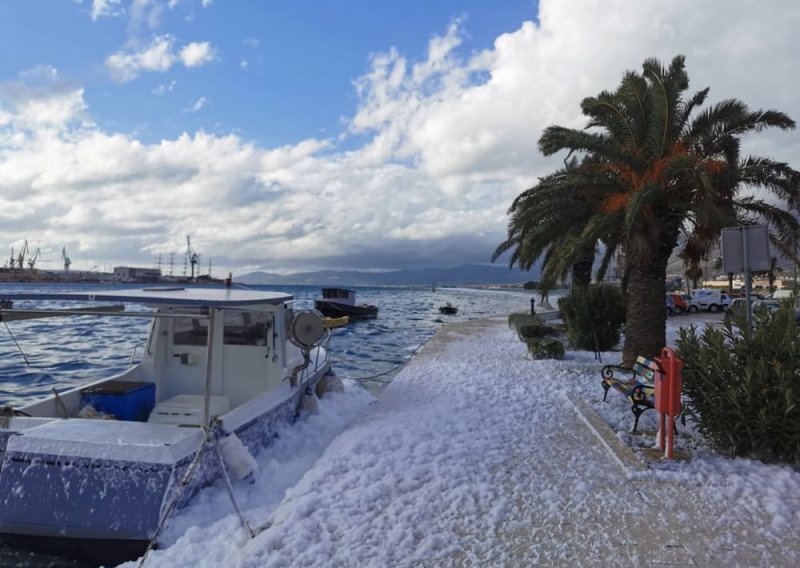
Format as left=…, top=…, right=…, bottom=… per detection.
left=5, top=418, right=202, bottom=464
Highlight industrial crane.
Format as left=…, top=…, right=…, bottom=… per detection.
left=61, top=246, right=71, bottom=271
left=16, top=240, right=28, bottom=269
left=185, top=235, right=199, bottom=280
left=27, top=248, right=40, bottom=270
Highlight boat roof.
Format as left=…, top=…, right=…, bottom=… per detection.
left=0, top=287, right=292, bottom=307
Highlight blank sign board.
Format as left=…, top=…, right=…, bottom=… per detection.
left=721, top=225, right=771, bottom=273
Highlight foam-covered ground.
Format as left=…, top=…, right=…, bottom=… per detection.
left=125, top=314, right=800, bottom=567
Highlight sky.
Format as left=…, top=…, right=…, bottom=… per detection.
left=1, top=0, right=799, bottom=277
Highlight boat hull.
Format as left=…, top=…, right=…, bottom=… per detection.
left=0, top=533, right=149, bottom=567
left=0, top=366, right=330, bottom=566
left=314, top=300, right=377, bottom=320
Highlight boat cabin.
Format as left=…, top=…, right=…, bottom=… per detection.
left=1, top=287, right=319, bottom=428
left=320, top=287, right=357, bottom=306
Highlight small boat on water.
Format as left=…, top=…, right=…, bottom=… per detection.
left=324, top=315, right=349, bottom=329
left=438, top=303, right=458, bottom=315
left=314, top=288, right=378, bottom=320
left=0, top=287, right=334, bottom=565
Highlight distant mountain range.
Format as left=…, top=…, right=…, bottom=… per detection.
left=235, top=264, right=538, bottom=287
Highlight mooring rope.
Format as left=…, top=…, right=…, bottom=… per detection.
left=138, top=421, right=281, bottom=566
left=2, top=321, right=30, bottom=366
left=138, top=426, right=212, bottom=567
left=338, top=334, right=435, bottom=383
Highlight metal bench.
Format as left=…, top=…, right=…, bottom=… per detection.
left=600, top=356, right=663, bottom=432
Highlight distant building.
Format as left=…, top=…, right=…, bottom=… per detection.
left=113, top=266, right=162, bottom=283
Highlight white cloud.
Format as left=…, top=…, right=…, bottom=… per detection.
left=179, top=42, right=215, bottom=67
left=105, top=35, right=176, bottom=82
left=183, top=96, right=209, bottom=113
left=105, top=35, right=215, bottom=82
left=3, top=0, right=800, bottom=274
left=152, top=79, right=177, bottom=95
left=90, top=0, right=123, bottom=21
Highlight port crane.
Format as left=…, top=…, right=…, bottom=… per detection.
left=61, top=246, right=71, bottom=271
left=16, top=240, right=29, bottom=269
left=27, top=248, right=40, bottom=269
left=185, top=236, right=199, bottom=280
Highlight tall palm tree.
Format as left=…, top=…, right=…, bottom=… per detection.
left=538, top=55, right=799, bottom=364
left=492, top=157, right=620, bottom=291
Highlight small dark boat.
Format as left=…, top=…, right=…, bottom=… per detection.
left=438, top=303, right=458, bottom=315
left=314, top=288, right=378, bottom=320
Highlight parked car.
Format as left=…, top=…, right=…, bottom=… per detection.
left=724, top=297, right=752, bottom=324
left=753, top=299, right=781, bottom=313
left=725, top=298, right=784, bottom=324
left=668, top=293, right=689, bottom=315
left=691, top=288, right=731, bottom=313
left=681, top=293, right=700, bottom=313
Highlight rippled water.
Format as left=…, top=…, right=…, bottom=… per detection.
left=1, top=282, right=553, bottom=405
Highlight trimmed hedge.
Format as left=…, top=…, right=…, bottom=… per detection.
left=508, top=312, right=564, bottom=359
left=526, top=337, right=565, bottom=360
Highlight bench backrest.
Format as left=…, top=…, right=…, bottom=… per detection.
left=633, top=356, right=663, bottom=384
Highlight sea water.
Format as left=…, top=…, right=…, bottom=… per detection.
left=0, top=282, right=555, bottom=406
left=0, top=282, right=555, bottom=567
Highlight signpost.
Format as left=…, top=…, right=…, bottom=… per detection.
left=721, top=225, right=770, bottom=332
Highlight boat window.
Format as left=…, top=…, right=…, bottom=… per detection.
left=223, top=310, right=270, bottom=346
left=173, top=310, right=209, bottom=346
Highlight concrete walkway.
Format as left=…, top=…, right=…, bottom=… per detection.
left=400, top=317, right=800, bottom=567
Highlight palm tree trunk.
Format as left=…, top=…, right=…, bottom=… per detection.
left=622, top=256, right=669, bottom=366
left=571, top=246, right=595, bottom=288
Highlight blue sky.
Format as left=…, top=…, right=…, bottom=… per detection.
left=1, top=1, right=798, bottom=276
left=1, top=1, right=537, bottom=148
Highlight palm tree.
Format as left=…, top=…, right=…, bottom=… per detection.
left=537, top=55, right=799, bottom=364
left=492, top=157, right=622, bottom=292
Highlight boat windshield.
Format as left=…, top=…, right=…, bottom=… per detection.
left=173, top=311, right=209, bottom=346
left=171, top=308, right=273, bottom=347
left=223, top=309, right=271, bottom=346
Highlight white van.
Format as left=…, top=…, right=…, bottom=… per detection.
left=771, top=289, right=794, bottom=300
left=691, top=288, right=732, bottom=312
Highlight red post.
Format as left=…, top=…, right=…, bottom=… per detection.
left=655, top=347, right=683, bottom=459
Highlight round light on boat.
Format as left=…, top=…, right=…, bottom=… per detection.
left=288, top=309, right=326, bottom=348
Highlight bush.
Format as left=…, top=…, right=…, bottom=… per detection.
left=675, top=306, right=800, bottom=463
left=518, top=322, right=555, bottom=339
left=558, top=284, right=625, bottom=351
left=526, top=336, right=565, bottom=360
left=507, top=312, right=553, bottom=341
left=508, top=312, right=536, bottom=330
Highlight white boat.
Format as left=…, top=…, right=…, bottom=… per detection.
left=0, top=287, right=333, bottom=565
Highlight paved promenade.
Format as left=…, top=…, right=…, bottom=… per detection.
left=195, top=314, right=800, bottom=568
left=389, top=317, right=800, bottom=567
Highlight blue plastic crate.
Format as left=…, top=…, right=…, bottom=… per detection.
left=80, top=381, right=156, bottom=421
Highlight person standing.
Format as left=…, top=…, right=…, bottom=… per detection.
left=530, top=296, right=536, bottom=315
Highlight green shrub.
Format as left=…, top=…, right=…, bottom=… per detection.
left=557, top=284, right=625, bottom=351
left=507, top=312, right=554, bottom=341
left=518, top=322, right=555, bottom=339
left=508, top=312, right=536, bottom=330
left=675, top=306, right=800, bottom=463
left=526, top=337, right=565, bottom=360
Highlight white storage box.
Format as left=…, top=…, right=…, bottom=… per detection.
left=148, top=395, right=231, bottom=426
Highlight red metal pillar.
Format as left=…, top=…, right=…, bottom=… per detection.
left=655, top=347, right=683, bottom=459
